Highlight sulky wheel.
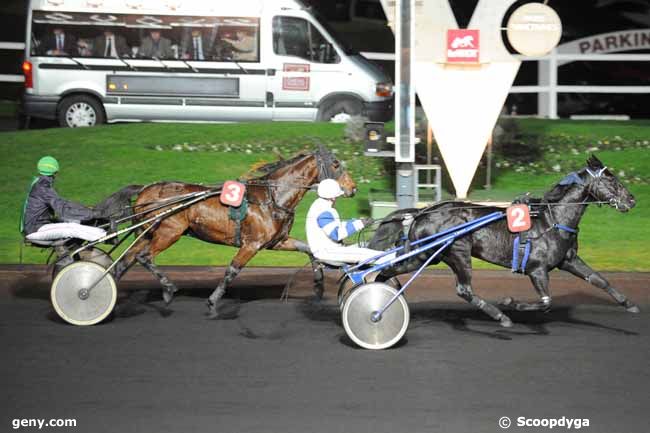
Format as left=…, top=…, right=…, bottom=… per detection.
left=51, top=261, right=117, bottom=326
left=341, top=282, right=410, bottom=350
left=337, top=273, right=401, bottom=312
left=53, top=247, right=114, bottom=279
left=79, top=247, right=113, bottom=269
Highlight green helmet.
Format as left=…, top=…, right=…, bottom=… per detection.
left=37, top=156, right=59, bottom=176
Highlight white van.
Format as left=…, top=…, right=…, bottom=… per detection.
left=22, top=0, right=393, bottom=127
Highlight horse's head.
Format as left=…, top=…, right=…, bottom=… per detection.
left=582, top=155, right=636, bottom=212
left=315, top=144, right=357, bottom=197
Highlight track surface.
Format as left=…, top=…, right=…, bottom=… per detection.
left=1, top=266, right=648, bottom=433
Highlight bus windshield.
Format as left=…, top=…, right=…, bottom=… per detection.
left=311, top=11, right=358, bottom=56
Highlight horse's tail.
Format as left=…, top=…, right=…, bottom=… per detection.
left=94, top=184, right=145, bottom=220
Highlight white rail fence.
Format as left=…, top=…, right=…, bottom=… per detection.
left=0, top=42, right=25, bottom=84
left=361, top=50, right=650, bottom=118
left=3, top=41, right=648, bottom=116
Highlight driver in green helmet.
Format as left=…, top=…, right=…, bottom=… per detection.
left=21, top=156, right=106, bottom=242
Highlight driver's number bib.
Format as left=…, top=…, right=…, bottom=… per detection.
left=220, top=181, right=246, bottom=207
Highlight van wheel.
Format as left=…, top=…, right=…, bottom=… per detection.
left=58, top=95, right=105, bottom=128
left=318, top=98, right=363, bottom=123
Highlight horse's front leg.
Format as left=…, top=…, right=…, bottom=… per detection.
left=558, top=255, right=640, bottom=313
left=271, top=237, right=324, bottom=300
left=207, top=243, right=261, bottom=319
left=501, top=268, right=553, bottom=312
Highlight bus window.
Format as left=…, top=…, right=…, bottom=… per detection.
left=30, top=12, right=259, bottom=62
left=215, top=26, right=260, bottom=62
left=273, top=16, right=340, bottom=64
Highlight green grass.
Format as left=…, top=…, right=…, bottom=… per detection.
left=1, top=119, right=648, bottom=270
left=0, top=100, right=17, bottom=118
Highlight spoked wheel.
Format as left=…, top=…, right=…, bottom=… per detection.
left=51, top=261, right=117, bottom=326
left=337, top=273, right=402, bottom=311
left=341, top=282, right=410, bottom=350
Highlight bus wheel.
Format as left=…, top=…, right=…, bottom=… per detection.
left=58, top=95, right=105, bottom=128
left=318, top=98, right=363, bottom=123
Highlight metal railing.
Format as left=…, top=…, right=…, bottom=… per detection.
left=413, top=164, right=442, bottom=204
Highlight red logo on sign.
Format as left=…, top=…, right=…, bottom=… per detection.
left=507, top=204, right=532, bottom=233
left=282, top=76, right=310, bottom=91
left=447, top=29, right=480, bottom=63
left=220, top=181, right=246, bottom=207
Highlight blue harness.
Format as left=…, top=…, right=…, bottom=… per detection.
left=511, top=223, right=577, bottom=273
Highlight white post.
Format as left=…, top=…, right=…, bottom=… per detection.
left=395, top=0, right=416, bottom=209
left=549, top=49, right=558, bottom=119
left=537, top=59, right=549, bottom=117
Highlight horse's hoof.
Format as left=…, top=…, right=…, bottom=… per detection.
left=499, top=315, right=513, bottom=328
left=205, top=300, right=219, bottom=320
left=162, top=290, right=174, bottom=306
left=626, top=304, right=640, bottom=313
left=499, top=297, right=514, bottom=307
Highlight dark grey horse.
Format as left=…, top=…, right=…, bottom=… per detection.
left=369, top=156, right=639, bottom=327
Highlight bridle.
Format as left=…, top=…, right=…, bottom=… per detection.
left=583, top=166, right=623, bottom=209
left=315, top=144, right=343, bottom=181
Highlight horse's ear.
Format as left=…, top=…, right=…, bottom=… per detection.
left=587, top=154, right=604, bottom=169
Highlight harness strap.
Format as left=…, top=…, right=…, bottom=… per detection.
left=229, top=198, right=249, bottom=247
left=554, top=223, right=578, bottom=234
left=511, top=233, right=532, bottom=274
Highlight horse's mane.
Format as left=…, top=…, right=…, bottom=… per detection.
left=246, top=150, right=314, bottom=178
left=542, top=183, right=572, bottom=203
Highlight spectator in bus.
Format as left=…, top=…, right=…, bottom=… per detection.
left=41, top=27, right=78, bottom=57
left=76, top=38, right=93, bottom=57
left=140, top=30, right=174, bottom=59
left=221, top=28, right=258, bottom=61
left=181, top=29, right=211, bottom=61
left=93, top=30, right=129, bottom=58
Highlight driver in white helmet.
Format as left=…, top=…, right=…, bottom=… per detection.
left=306, top=179, right=393, bottom=265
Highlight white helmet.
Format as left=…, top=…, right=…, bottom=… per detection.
left=317, top=179, right=344, bottom=199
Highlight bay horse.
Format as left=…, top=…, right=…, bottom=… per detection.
left=114, top=145, right=356, bottom=318
left=369, top=156, right=638, bottom=327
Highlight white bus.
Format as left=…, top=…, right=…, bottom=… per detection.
left=22, top=0, right=393, bottom=127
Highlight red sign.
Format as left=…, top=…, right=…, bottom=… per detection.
left=283, top=63, right=310, bottom=73
left=282, top=76, right=310, bottom=91
left=506, top=204, right=532, bottom=233
left=447, top=29, right=480, bottom=63
left=220, top=181, right=246, bottom=207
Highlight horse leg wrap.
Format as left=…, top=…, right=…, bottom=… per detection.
left=457, top=285, right=509, bottom=324
left=587, top=273, right=626, bottom=304
left=209, top=265, right=240, bottom=304
left=136, top=255, right=177, bottom=296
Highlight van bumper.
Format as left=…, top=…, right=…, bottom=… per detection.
left=21, top=94, right=58, bottom=120
left=364, top=99, right=393, bottom=122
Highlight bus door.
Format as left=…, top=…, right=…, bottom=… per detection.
left=267, top=15, right=343, bottom=121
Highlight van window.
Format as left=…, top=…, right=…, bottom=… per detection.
left=29, top=12, right=260, bottom=62
left=272, top=16, right=340, bottom=64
